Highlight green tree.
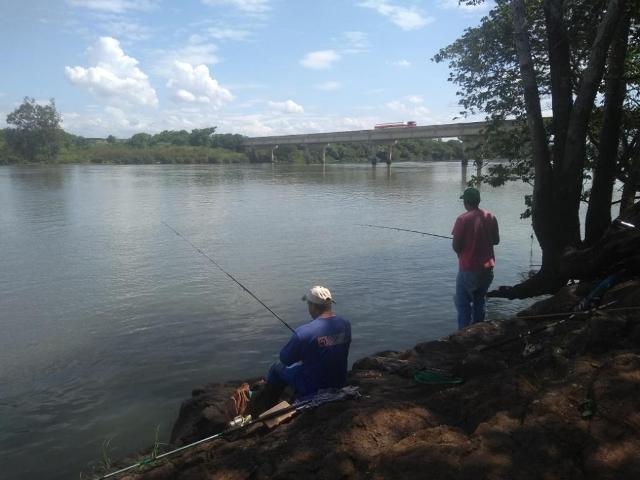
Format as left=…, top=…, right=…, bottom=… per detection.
left=210, top=133, right=245, bottom=151
left=150, top=130, right=190, bottom=146
left=106, top=135, right=117, bottom=144
left=5, top=97, right=62, bottom=161
left=127, top=132, right=152, bottom=148
left=435, top=0, right=636, bottom=297
left=189, top=127, right=217, bottom=147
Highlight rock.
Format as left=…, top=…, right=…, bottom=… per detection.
left=170, top=379, right=261, bottom=446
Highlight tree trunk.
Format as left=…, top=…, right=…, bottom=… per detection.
left=559, top=0, right=626, bottom=248
left=585, top=9, right=631, bottom=245
left=618, top=129, right=640, bottom=216
left=543, top=0, right=573, bottom=168
left=492, top=0, right=628, bottom=299
left=511, top=0, right=558, bottom=279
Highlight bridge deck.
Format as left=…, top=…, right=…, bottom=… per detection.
left=243, top=120, right=515, bottom=147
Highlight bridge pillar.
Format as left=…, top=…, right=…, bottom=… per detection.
left=322, top=144, right=330, bottom=164
left=386, top=140, right=398, bottom=166
left=369, top=143, right=377, bottom=166
left=271, top=145, right=279, bottom=163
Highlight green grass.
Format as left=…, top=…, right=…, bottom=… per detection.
left=56, top=144, right=249, bottom=164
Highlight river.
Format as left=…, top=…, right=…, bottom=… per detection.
left=0, top=162, right=539, bottom=479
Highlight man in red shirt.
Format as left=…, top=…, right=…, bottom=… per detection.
left=452, top=187, right=500, bottom=329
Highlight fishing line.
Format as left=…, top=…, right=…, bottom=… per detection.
left=162, top=221, right=295, bottom=333
left=357, top=223, right=453, bottom=240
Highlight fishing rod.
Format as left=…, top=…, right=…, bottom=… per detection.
left=162, top=221, right=295, bottom=334
left=357, top=224, right=453, bottom=240
left=99, top=386, right=361, bottom=479
left=477, top=301, right=633, bottom=352
left=99, top=399, right=311, bottom=479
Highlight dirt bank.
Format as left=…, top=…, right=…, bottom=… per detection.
left=104, top=275, right=640, bottom=480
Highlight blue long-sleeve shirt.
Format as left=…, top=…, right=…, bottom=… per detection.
left=279, top=315, right=351, bottom=398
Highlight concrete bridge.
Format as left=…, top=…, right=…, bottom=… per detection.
left=243, top=119, right=516, bottom=164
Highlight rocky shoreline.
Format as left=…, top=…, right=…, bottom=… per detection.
left=103, top=276, right=640, bottom=480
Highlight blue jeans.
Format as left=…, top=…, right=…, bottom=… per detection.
left=455, top=268, right=494, bottom=330
left=267, top=361, right=301, bottom=391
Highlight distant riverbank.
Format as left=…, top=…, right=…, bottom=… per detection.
left=1, top=127, right=468, bottom=166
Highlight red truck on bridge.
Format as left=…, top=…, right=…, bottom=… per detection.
left=374, top=121, right=417, bottom=129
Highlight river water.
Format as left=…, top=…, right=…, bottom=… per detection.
left=0, top=163, right=540, bottom=479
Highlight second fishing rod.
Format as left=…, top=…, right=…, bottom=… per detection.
left=162, top=221, right=295, bottom=334
left=357, top=223, right=453, bottom=240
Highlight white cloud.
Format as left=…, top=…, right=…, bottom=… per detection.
left=267, top=100, right=304, bottom=114
left=66, top=0, right=158, bottom=13
left=167, top=62, right=233, bottom=107
left=392, top=59, right=412, bottom=67
left=207, top=27, right=251, bottom=41
left=300, top=50, right=340, bottom=70
left=339, top=31, right=369, bottom=54
left=61, top=106, right=149, bottom=137
left=201, top=0, right=270, bottom=13
left=315, top=81, right=341, bottom=91
left=358, top=0, right=432, bottom=30
left=65, top=36, right=158, bottom=107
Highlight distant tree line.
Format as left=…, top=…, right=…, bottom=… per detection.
left=0, top=97, right=472, bottom=165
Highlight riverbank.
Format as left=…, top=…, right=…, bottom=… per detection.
left=100, top=276, right=640, bottom=479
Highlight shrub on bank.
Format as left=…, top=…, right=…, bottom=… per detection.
left=57, top=144, right=249, bottom=164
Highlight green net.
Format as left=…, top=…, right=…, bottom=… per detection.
left=414, top=369, right=464, bottom=385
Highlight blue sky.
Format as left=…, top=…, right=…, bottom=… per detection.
left=0, top=0, right=493, bottom=138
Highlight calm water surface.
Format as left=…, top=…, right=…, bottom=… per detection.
left=0, top=163, right=540, bottom=479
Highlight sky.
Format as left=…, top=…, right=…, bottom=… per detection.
left=0, top=0, right=494, bottom=138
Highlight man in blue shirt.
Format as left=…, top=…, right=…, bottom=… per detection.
left=249, top=286, right=351, bottom=415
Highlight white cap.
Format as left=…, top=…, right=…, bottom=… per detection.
left=302, top=286, right=334, bottom=305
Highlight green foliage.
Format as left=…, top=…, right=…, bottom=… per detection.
left=210, top=133, right=245, bottom=151
left=127, top=132, right=153, bottom=148
left=434, top=0, right=639, bottom=217
left=5, top=97, right=62, bottom=162
left=149, top=129, right=190, bottom=146
left=106, top=135, right=117, bottom=144
left=0, top=129, right=21, bottom=164
left=57, top=143, right=248, bottom=164
left=189, top=127, right=217, bottom=147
